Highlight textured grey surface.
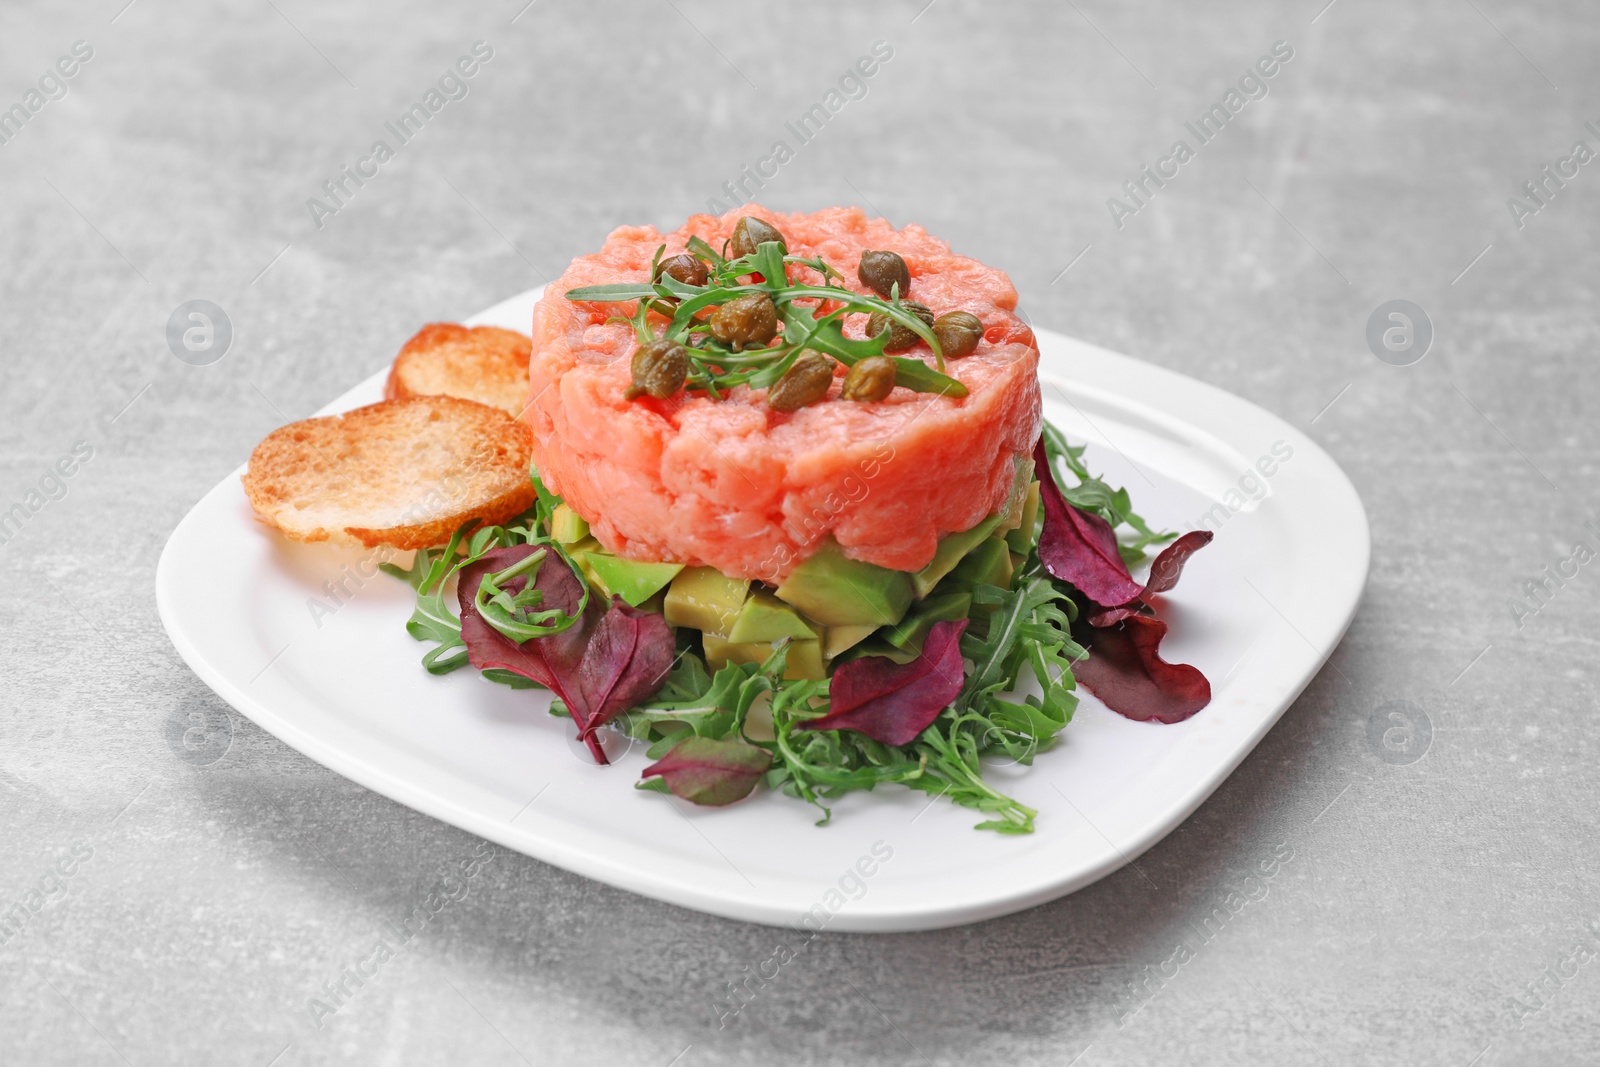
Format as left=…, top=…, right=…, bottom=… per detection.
left=2, top=0, right=1598, bottom=1063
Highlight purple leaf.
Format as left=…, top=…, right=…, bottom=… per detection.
left=459, top=545, right=675, bottom=764
left=1087, top=531, right=1214, bottom=626
left=1072, top=615, right=1211, bottom=724
left=1141, top=530, right=1213, bottom=595
left=1032, top=438, right=1215, bottom=723
left=640, top=737, right=773, bottom=806
left=574, top=601, right=679, bottom=732
left=458, top=545, right=577, bottom=690
left=803, top=619, right=969, bottom=746
left=1032, top=440, right=1146, bottom=608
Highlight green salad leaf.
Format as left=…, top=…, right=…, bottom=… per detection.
left=381, top=419, right=1172, bottom=833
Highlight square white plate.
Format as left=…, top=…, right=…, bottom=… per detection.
left=157, top=287, right=1368, bottom=932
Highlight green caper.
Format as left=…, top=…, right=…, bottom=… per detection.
left=709, top=292, right=779, bottom=349
left=866, top=301, right=935, bottom=353
left=729, top=216, right=787, bottom=258
left=931, top=311, right=985, bottom=359
left=841, top=356, right=896, bottom=402
left=767, top=353, right=835, bottom=412
left=653, top=252, right=710, bottom=289
left=857, top=250, right=911, bottom=300
left=625, top=338, right=688, bottom=400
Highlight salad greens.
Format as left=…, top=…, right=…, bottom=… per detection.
left=383, top=425, right=1179, bottom=833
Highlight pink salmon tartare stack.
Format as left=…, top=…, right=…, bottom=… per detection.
left=526, top=205, right=1041, bottom=582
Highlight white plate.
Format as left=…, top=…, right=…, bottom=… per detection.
left=157, top=287, right=1368, bottom=932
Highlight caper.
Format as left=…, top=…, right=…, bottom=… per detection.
left=625, top=338, right=688, bottom=400
left=931, top=311, right=985, bottom=359
left=857, top=250, right=910, bottom=300
left=767, top=353, right=835, bottom=412
left=729, top=216, right=787, bottom=258
left=866, top=301, right=935, bottom=353
left=708, top=292, right=779, bottom=349
left=841, top=356, right=896, bottom=403
left=653, top=252, right=709, bottom=289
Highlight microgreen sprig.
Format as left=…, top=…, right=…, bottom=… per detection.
left=471, top=542, right=590, bottom=644
left=566, top=238, right=968, bottom=401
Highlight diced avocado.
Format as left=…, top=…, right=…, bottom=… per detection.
left=996, top=456, right=1034, bottom=532
left=785, top=640, right=825, bottom=681
left=664, top=566, right=750, bottom=637
left=566, top=535, right=602, bottom=555
left=774, top=538, right=913, bottom=627
left=727, top=591, right=819, bottom=643
left=635, top=587, right=669, bottom=616
left=550, top=503, right=590, bottom=545
left=704, top=635, right=825, bottom=680
left=837, top=636, right=921, bottom=665
left=941, top=536, right=1014, bottom=598
left=1005, top=481, right=1040, bottom=554
left=912, top=514, right=1004, bottom=598
left=571, top=548, right=605, bottom=601
left=883, top=591, right=972, bottom=653
left=574, top=550, right=683, bottom=608
left=822, top=623, right=878, bottom=659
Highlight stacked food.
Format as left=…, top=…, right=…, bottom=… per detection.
left=242, top=206, right=1212, bottom=833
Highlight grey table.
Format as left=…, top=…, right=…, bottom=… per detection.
left=3, top=1, right=1596, bottom=1063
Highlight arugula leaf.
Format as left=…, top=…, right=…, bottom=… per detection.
left=529, top=470, right=562, bottom=531
left=378, top=522, right=489, bottom=674
left=617, top=652, right=782, bottom=743
left=471, top=543, right=589, bottom=644
left=686, top=234, right=726, bottom=270
left=563, top=282, right=662, bottom=302
left=380, top=508, right=556, bottom=678
left=772, top=302, right=968, bottom=398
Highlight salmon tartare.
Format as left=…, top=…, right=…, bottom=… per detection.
left=528, top=206, right=1042, bottom=582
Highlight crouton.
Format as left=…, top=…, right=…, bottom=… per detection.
left=384, top=323, right=532, bottom=418
left=242, top=395, right=536, bottom=550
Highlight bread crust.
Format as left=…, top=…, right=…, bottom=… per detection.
left=384, top=323, right=532, bottom=418
left=242, top=395, right=536, bottom=550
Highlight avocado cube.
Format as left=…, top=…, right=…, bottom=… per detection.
left=912, top=514, right=1004, bottom=598
left=996, top=456, right=1034, bottom=532
left=883, top=591, right=973, bottom=653
left=942, top=537, right=1014, bottom=598
left=775, top=538, right=913, bottom=627
left=571, top=548, right=606, bottom=601
left=574, top=549, right=683, bottom=608
left=1005, top=481, right=1040, bottom=554
left=822, top=623, right=878, bottom=659
left=704, top=635, right=825, bottom=680
left=728, top=591, right=819, bottom=643
left=664, top=566, right=750, bottom=637
left=549, top=503, right=590, bottom=545
left=837, top=636, right=921, bottom=665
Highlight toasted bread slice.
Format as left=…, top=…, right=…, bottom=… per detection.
left=242, top=395, right=536, bottom=550
left=384, top=323, right=532, bottom=418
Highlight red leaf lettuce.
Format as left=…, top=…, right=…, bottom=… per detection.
left=1068, top=615, right=1210, bottom=724
left=802, top=619, right=970, bottom=746
left=639, top=736, right=773, bottom=806
left=1032, top=439, right=1213, bottom=723
left=458, top=545, right=675, bottom=763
